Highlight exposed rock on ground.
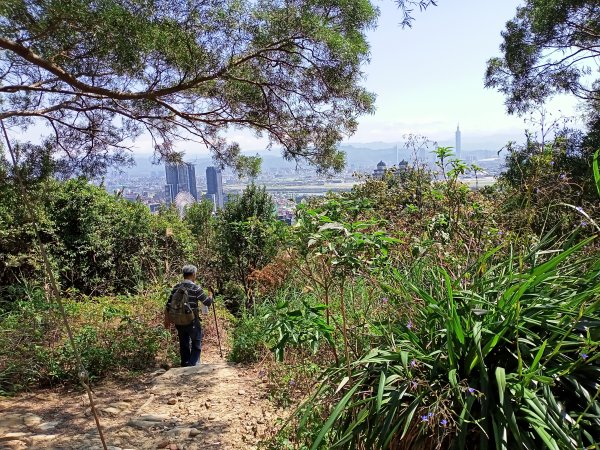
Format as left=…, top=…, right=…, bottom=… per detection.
left=1, top=363, right=281, bottom=450
left=1, top=321, right=283, bottom=450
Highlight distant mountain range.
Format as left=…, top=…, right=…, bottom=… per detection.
left=123, top=142, right=507, bottom=176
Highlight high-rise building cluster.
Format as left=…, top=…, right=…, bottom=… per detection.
left=163, top=163, right=227, bottom=212
left=165, top=162, right=198, bottom=204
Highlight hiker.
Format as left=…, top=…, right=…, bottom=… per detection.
left=165, top=264, right=213, bottom=367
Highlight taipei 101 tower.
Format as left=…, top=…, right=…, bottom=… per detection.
left=455, top=124, right=462, bottom=159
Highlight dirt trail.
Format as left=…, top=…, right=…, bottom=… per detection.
left=0, top=322, right=284, bottom=449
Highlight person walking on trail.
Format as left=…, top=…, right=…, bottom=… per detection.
left=165, top=264, right=213, bottom=367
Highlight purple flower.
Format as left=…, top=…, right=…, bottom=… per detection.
left=497, top=231, right=503, bottom=236
left=581, top=353, right=588, bottom=360
left=559, top=173, right=566, bottom=180
left=381, top=297, right=389, bottom=304
left=421, top=415, right=429, bottom=422
left=289, top=379, right=296, bottom=386
left=258, top=370, right=265, bottom=378
left=468, top=387, right=475, bottom=394
left=410, top=359, right=417, bottom=368
left=581, top=221, right=588, bottom=227
left=550, top=161, right=555, bottom=166
left=407, top=320, right=413, bottom=330
left=576, top=206, right=584, bottom=213
left=441, top=419, right=448, bottom=426
left=411, top=381, right=418, bottom=390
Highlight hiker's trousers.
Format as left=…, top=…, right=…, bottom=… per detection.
left=175, top=319, right=203, bottom=366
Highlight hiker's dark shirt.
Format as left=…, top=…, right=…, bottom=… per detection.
left=166, top=279, right=213, bottom=319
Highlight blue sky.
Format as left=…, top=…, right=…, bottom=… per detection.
left=351, top=0, right=536, bottom=146
left=8, top=1, right=581, bottom=155
left=350, top=0, right=575, bottom=149
left=345, top=0, right=578, bottom=149
left=228, top=0, right=581, bottom=153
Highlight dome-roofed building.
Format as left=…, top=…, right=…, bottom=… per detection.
left=373, top=160, right=387, bottom=179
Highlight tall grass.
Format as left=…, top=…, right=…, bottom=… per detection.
left=293, top=237, right=599, bottom=449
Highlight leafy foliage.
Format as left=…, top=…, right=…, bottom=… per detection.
left=0, top=178, right=195, bottom=296
left=0, top=0, right=378, bottom=175
left=485, top=0, right=600, bottom=115
left=0, top=289, right=172, bottom=393
left=593, top=148, right=600, bottom=198
left=215, top=184, right=283, bottom=306
left=497, top=126, right=599, bottom=235
left=295, top=238, right=600, bottom=449
left=394, top=0, right=438, bottom=28
left=229, top=308, right=270, bottom=364
left=265, top=299, right=333, bottom=362
left=185, top=199, right=215, bottom=247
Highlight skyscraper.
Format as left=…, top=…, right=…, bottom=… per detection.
left=165, top=162, right=198, bottom=204
left=455, top=124, right=462, bottom=159
left=206, top=166, right=224, bottom=209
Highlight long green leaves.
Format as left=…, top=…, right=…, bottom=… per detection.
left=294, top=237, right=600, bottom=449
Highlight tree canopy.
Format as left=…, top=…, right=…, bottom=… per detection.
left=0, top=0, right=378, bottom=176
left=485, top=0, right=600, bottom=115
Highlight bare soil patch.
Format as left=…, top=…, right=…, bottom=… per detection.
left=1, top=315, right=284, bottom=449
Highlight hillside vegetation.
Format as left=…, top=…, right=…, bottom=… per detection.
left=1, top=140, right=599, bottom=449
left=1, top=1, right=599, bottom=447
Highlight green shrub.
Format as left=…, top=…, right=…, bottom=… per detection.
left=264, top=298, right=333, bottom=362
left=214, top=184, right=283, bottom=307
left=292, top=237, right=600, bottom=449
left=0, top=178, right=198, bottom=298
left=220, top=281, right=247, bottom=315
left=229, top=309, right=270, bottom=364
left=0, top=290, right=172, bottom=393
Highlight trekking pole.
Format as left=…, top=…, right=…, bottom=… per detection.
left=211, top=294, right=223, bottom=358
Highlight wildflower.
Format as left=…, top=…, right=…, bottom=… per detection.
left=407, top=320, right=413, bottom=330
left=440, top=419, right=448, bottom=426
left=581, top=353, right=588, bottom=360
left=550, top=161, right=555, bottom=166
left=576, top=206, right=584, bottom=213
left=497, top=231, right=503, bottom=236
left=410, top=359, right=417, bottom=368
left=289, top=379, right=296, bottom=386
left=421, top=415, right=429, bottom=422
left=581, top=221, right=588, bottom=227
left=411, top=381, right=418, bottom=390
left=381, top=297, right=389, bottom=304
left=468, top=387, right=475, bottom=394
left=258, top=370, right=265, bottom=378
left=559, top=173, right=566, bottom=180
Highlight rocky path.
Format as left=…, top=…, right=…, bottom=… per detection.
left=0, top=363, right=284, bottom=450
left=1, top=322, right=285, bottom=450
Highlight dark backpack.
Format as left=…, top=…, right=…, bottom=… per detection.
left=167, top=286, right=195, bottom=326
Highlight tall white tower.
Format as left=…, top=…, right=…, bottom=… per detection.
left=455, top=124, right=462, bottom=159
